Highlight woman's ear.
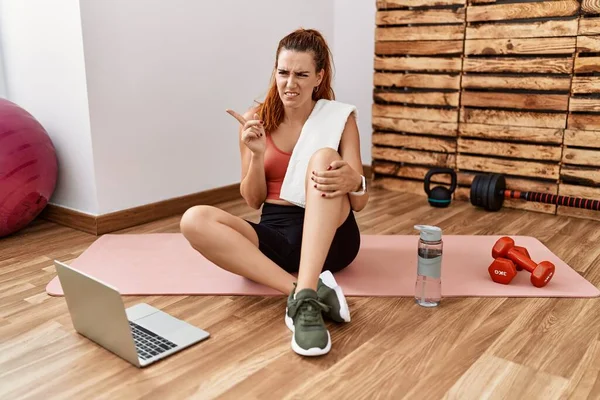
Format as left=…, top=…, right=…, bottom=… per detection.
left=317, top=69, right=324, bottom=86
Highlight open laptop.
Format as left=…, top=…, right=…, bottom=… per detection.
left=54, top=260, right=210, bottom=368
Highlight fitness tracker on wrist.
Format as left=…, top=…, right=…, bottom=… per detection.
left=350, top=174, right=367, bottom=196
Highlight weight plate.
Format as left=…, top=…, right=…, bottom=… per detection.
left=486, top=174, right=497, bottom=211
left=482, top=174, right=492, bottom=211
left=476, top=175, right=486, bottom=208
left=487, top=174, right=505, bottom=211
left=471, top=175, right=483, bottom=207
left=470, top=175, right=480, bottom=206
left=496, top=174, right=506, bottom=211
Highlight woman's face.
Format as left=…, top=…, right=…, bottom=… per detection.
left=276, top=49, right=323, bottom=109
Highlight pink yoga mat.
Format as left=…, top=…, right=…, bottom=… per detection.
left=46, top=234, right=599, bottom=298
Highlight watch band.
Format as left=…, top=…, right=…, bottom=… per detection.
left=350, top=175, right=367, bottom=196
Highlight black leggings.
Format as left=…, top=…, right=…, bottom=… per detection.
left=245, top=203, right=361, bottom=274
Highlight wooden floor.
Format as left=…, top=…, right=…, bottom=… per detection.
left=2, top=187, right=600, bottom=399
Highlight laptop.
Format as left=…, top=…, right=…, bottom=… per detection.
left=54, top=260, right=210, bottom=368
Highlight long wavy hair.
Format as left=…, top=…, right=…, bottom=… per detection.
left=257, top=28, right=335, bottom=133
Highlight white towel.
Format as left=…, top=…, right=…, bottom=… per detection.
left=279, top=99, right=357, bottom=208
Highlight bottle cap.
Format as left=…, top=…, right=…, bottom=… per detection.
left=414, top=225, right=442, bottom=241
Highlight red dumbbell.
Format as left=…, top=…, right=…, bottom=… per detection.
left=488, top=258, right=518, bottom=284
left=492, top=237, right=555, bottom=287
left=513, top=246, right=529, bottom=271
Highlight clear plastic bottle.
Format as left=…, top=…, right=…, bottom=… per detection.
left=414, top=225, right=443, bottom=307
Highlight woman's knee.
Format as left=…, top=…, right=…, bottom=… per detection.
left=308, top=147, right=341, bottom=168
left=180, top=205, right=218, bottom=242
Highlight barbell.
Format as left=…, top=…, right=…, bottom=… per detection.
left=470, top=173, right=600, bottom=212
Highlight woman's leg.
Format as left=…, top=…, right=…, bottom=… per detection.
left=179, top=206, right=296, bottom=294
left=295, top=147, right=351, bottom=292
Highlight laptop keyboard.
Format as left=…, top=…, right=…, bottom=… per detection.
left=129, top=321, right=177, bottom=360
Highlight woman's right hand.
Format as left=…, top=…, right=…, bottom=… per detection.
left=226, top=109, right=266, bottom=155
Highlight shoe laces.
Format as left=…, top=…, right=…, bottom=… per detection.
left=296, top=298, right=330, bottom=326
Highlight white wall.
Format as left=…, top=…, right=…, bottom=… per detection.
left=1, top=0, right=374, bottom=215
left=79, top=0, right=335, bottom=214
left=0, top=0, right=98, bottom=214
left=333, top=0, right=375, bottom=166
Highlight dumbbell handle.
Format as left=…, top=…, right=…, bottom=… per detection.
left=506, top=247, right=538, bottom=272
left=502, top=190, right=600, bottom=211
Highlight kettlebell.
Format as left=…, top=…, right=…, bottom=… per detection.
left=424, top=167, right=457, bottom=208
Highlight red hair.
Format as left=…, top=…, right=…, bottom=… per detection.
left=257, top=28, right=335, bottom=133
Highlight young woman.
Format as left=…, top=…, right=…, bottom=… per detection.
left=180, top=28, right=369, bottom=356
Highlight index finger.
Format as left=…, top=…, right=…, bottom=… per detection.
left=226, top=109, right=247, bottom=125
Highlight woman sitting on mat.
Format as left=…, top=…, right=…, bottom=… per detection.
left=180, top=28, right=369, bottom=357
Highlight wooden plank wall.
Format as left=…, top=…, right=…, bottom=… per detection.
left=372, top=0, right=600, bottom=220
left=372, top=0, right=465, bottom=196
left=561, top=3, right=600, bottom=220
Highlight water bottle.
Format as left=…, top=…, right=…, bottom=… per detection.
left=414, top=225, right=443, bottom=307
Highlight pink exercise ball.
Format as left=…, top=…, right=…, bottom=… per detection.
left=0, top=98, right=58, bottom=237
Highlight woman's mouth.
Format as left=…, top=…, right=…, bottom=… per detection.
left=284, top=91, right=299, bottom=98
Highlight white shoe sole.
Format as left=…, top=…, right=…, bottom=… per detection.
left=319, top=270, right=351, bottom=322
left=285, top=309, right=332, bottom=356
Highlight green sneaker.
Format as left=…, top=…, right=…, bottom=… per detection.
left=317, top=270, right=351, bottom=323
left=285, top=288, right=331, bottom=356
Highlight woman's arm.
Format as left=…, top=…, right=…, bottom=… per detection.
left=238, top=108, right=267, bottom=209
left=339, top=114, right=369, bottom=212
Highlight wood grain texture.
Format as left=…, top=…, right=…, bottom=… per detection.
left=577, top=35, right=600, bottom=52
left=560, top=164, right=600, bottom=186
left=559, top=183, right=600, bottom=199
left=373, top=103, right=459, bottom=122
left=461, top=75, right=571, bottom=91
left=373, top=161, right=454, bottom=183
left=575, top=56, right=600, bottom=74
left=374, top=91, right=460, bottom=107
left=467, top=1, right=580, bottom=22
left=460, top=108, right=567, bottom=129
left=466, top=19, right=579, bottom=39
left=376, top=26, right=465, bottom=41
left=372, top=146, right=457, bottom=166
left=377, top=0, right=466, bottom=8
left=375, top=40, right=464, bottom=56
left=568, top=113, right=600, bottom=130
left=458, top=123, right=564, bottom=144
left=564, top=129, right=600, bottom=148
left=373, top=132, right=457, bottom=152
left=571, top=77, right=600, bottom=94
left=376, top=9, right=465, bottom=25
left=3, top=188, right=600, bottom=398
left=372, top=116, right=459, bottom=136
left=562, top=148, right=600, bottom=166
left=457, top=138, right=562, bottom=161
left=374, top=72, right=461, bottom=89
left=375, top=56, right=462, bottom=72
left=461, top=91, right=569, bottom=111
left=569, top=97, right=600, bottom=113
left=579, top=17, right=600, bottom=35
left=463, top=57, right=573, bottom=74
left=582, top=0, right=600, bottom=14
left=456, top=154, right=561, bottom=179
left=465, top=37, right=576, bottom=55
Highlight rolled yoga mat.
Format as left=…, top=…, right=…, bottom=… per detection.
left=46, top=234, right=599, bottom=298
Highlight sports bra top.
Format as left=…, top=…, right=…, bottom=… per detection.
left=264, top=134, right=292, bottom=201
